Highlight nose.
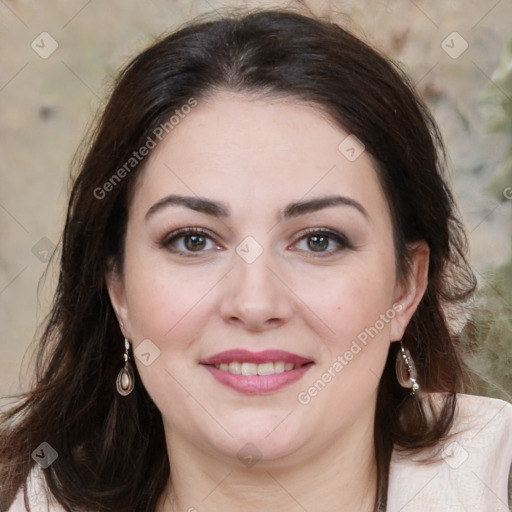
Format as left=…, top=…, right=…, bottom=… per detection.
left=219, top=249, right=294, bottom=332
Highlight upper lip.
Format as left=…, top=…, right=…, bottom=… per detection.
left=200, top=349, right=313, bottom=366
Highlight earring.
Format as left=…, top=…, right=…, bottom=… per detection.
left=395, top=341, right=420, bottom=396
left=116, top=338, right=135, bottom=396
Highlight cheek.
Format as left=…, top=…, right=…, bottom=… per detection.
left=122, top=235, right=221, bottom=341
left=294, top=271, right=395, bottom=420
left=124, top=266, right=217, bottom=412
left=296, top=261, right=396, bottom=342
left=292, top=257, right=396, bottom=399
left=121, top=252, right=232, bottom=401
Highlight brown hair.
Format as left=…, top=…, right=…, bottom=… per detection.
left=0, top=9, right=476, bottom=512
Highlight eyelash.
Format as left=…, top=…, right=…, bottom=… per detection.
left=295, top=228, right=353, bottom=255
left=159, top=227, right=353, bottom=257
left=160, top=227, right=218, bottom=257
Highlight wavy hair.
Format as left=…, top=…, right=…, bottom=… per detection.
left=0, top=9, right=476, bottom=512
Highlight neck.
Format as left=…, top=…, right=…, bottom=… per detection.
left=158, top=416, right=378, bottom=512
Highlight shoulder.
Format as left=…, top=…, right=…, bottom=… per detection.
left=387, top=393, right=512, bottom=512
left=454, top=392, right=512, bottom=430
left=6, top=467, right=66, bottom=512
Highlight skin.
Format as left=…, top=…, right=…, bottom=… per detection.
left=107, top=91, right=429, bottom=512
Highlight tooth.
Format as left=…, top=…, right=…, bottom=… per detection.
left=241, top=362, right=258, bottom=376
left=274, top=361, right=285, bottom=373
left=229, top=362, right=241, bottom=374
left=257, top=362, right=275, bottom=375
left=218, top=361, right=301, bottom=375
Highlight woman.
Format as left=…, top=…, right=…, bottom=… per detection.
left=1, top=8, right=511, bottom=512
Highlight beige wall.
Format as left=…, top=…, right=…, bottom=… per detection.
left=1, top=0, right=511, bottom=396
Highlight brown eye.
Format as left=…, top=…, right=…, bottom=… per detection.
left=184, top=234, right=207, bottom=251
left=293, top=228, right=352, bottom=256
left=161, top=227, right=220, bottom=256
left=307, top=235, right=329, bottom=252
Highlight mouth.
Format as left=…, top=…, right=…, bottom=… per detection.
left=210, top=360, right=308, bottom=375
left=200, top=349, right=314, bottom=394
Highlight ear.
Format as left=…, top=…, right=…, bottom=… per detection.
left=389, top=240, right=430, bottom=342
left=105, top=264, right=131, bottom=339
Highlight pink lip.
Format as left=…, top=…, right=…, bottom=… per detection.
left=200, top=349, right=314, bottom=395
left=203, top=364, right=313, bottom=395
left=200, top=349, right=312, bottom=366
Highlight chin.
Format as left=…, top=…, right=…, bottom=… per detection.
left=216, top=412, right=310, bottom=462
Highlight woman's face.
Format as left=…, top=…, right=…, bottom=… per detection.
left=107, top=91, right=427, bottom=467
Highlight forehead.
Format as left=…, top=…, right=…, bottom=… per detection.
left=132, top=91, right=390, bottom=222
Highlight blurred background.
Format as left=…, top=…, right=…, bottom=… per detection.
left=1, top=0, right=511, bottom=399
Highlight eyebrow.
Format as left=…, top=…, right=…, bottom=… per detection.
left=145, top=194, right=368, bottom=221
left=145, top=195, right=229, bottom=220
left=281, top=195, right=368, bottom=220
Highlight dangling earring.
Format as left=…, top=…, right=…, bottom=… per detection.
left=395, top=341, right=420, bottom=396
left=116, top=338, right=135, bottom=396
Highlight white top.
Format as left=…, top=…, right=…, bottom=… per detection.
left=7, top=393, right=512, bottom=512
left=387, top=393, right=512, bottom=511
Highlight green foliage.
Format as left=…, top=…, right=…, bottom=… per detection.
left=480, top=31, right=512, bottom=201
left=463, top=31, right=512, bottom=402
left=463, top=260, right=512, bottom=400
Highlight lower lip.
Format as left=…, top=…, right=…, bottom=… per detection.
left=202, top=364, right=313, bottom=394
